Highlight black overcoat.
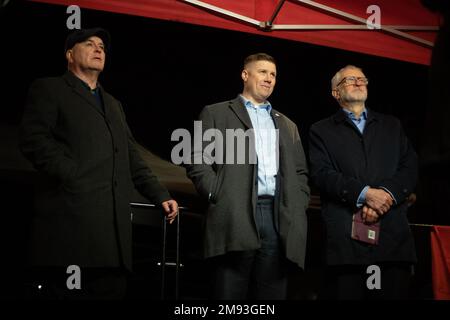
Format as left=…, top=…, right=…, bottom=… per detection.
left=309, top=109, right=418, bottom=265
left=20, top=72, right=171, bottom=271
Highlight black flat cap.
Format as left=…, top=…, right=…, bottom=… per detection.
left=64, top=28, right=111, bottom=52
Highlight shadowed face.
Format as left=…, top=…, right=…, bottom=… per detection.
left=66, top=36, right=105, bottom=72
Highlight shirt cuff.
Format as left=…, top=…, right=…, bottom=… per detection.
left=356, top=186, right=370, bottom=208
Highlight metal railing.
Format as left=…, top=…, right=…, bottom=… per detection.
left=130, top=202, right=189, bottom=300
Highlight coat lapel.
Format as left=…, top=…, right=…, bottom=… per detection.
left=229, top=97, right=253, bottom=129
left=63, top=71, right=105, bottom=116
left=364, top=108, right=379, bottom=128
left=270, top=108, right=283, bottom=130
left=270, top=108, right=288, bottom=152
left=98, top=84, right=112, bottom=119
left=333, top=108, right=363, bottom=136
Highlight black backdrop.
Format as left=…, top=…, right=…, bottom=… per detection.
left=0, top=0, right=428, bottom=158
left=0, top=0, right=438, bottom=300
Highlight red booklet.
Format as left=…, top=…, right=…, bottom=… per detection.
left=351, top=210, right=380, bottom=245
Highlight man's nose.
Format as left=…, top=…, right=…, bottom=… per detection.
left=93, top=44, right=104, bottom=52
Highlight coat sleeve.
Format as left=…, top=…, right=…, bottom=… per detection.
left=308, top=124, right=366, bottom=206
left=293, top=125, right=311, bottom=209
left=119, top=104, right=172, bottom=205
left=19, top=79, right=78, bottom=183
left=184, top=106, right=218, bottom=200
left=378, top=120, right=418, bottom=204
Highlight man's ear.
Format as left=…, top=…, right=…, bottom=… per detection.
left=241, top=69, right=248, bottom=82
left=332, top=89, right=339, bottom=100
left=65, top=50, right=72, bottom=63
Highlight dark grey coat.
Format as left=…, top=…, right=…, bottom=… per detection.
left=19, top=71, right=171, bottom=271
left=186, top=97, right=310, bottom=268
left=309, top=109, right=418, bottom=265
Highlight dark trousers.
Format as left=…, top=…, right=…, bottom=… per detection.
left=210, top=197, right=288, bottom=300
left=324, top=263, right=413, bottom=300
left=26, top=267, right=128, bottom=300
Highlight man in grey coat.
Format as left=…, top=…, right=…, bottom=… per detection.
left=185, top=53, right=310, bottom=299
left=20, top=28, right=178, bottom=299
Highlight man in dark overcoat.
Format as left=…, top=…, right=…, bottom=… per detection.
left=20, top=28, right=178, bottom=299
left=309, top=65, right=418, bottom=299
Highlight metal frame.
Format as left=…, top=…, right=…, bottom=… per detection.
left=160, top=211, right=181, bottom=300
left=182, top=0, right=438, bottom=47
left=183, top=0, right=260, bottom=26
left=130, top=202, right=185, bottom=300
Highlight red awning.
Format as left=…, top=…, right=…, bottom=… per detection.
left=31, top=0, right=439, bottom=65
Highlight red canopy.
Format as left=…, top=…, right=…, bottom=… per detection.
left=32, top=0, right=439, bottom=65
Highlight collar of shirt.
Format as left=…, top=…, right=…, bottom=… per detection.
left=239, top=94, right=272, bottom=113
left=343, top=107, right=368, bottom=122
left=79, top=78, right=100, bottom=95
left=76, top=76, right=104, bottom=111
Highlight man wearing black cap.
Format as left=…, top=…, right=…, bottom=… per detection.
left=20, top=28, right=178, bottom=299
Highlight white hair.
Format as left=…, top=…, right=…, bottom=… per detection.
left=331, top=65, right=364, bottom=90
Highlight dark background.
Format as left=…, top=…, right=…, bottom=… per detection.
left=0, top=0, right=427, bottom=158
left=0, top=0, right=438, bottom=300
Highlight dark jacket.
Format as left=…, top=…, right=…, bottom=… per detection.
left=309, top=108, right=418, bottom=265
left=185, top=97, right=310, bottom=268
left=19, top=71, right=171, bottom=271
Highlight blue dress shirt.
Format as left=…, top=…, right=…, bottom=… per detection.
left=241, top=95, right=278, bottom=196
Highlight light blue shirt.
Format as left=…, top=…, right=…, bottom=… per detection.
left=342, top=108, right=397, bottom=207
left=343, top=108, right=367, bottom=134
left=241, top=95, right=278, bottom=196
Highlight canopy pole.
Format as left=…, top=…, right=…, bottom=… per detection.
left=183, top=0, right=260, bottom=26
left=271, top=25, right=438, bottom=31
left=261, top=0, right=286, bottom=29
left=295, top=0, right=434, bottom=47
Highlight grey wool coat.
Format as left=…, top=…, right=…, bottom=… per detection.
left=20, top=71, right=171, bottom=271
left=186, top=97, right=310, bottom=268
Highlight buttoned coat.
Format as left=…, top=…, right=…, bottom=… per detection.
left=309, top=109, right=418, bottom=265
left=20, top=71, right=171, bottom=271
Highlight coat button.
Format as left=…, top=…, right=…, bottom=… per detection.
left=114, top=180, right=118, bottom=187
left=115, top=147, right=119, bottom=153
left=341, top=190, right=348, bottom=202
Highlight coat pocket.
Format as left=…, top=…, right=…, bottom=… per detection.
left=209, top=167, right=224, bottom=203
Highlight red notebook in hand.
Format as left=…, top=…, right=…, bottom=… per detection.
left=351, top=210, right=380, bottom=245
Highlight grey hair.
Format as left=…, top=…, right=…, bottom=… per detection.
left=331, top=65, right=364, bottom=90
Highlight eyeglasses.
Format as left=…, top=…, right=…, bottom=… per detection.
left=336, top=76, right=369, bottom=87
